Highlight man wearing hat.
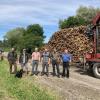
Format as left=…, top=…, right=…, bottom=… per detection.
left=19, top=49, right=29, bottom=74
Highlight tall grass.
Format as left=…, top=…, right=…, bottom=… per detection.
left=0, top=60, right=56, bottom=100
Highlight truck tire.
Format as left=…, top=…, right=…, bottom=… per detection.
left=93, top=63, right=100, bottom=79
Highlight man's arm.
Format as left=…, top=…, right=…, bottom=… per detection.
left=40, top=53, right=43, bottom=63
left=50, top=53, right=53, bottom=59
left=57, top=53, right=61, bottom=63
left=39, top=53, right=41, bottom=62
left=15, top=53, right=18, bottom=64
left=15, top=53, right=17, bottom=60
left=48, top=53, right=51, bottom=64
left=7, top=52, right=10, bottom=60
left=31, top=52, right=34, bottom=61
left=59, top=54, right=63, bottom=63
left=69, top=54, right=72, bottom=63
left=48, top=58, right=51, bottom=65
left=19, top=54, right=21, bottom=63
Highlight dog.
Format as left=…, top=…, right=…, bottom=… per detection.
left=15, top=69, right=24, bottom=78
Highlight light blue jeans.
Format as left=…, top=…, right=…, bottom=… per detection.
left=32, top=60, right=39, bottom=74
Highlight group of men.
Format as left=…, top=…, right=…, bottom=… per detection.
left=7, top=47, right=71, bottom=78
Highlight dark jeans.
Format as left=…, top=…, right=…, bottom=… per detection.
left=42, top=62, right=49, bottom=76
left=21, top=63, right=28, bottom=73
left=32, top=60, right=39, bottom=75
left=62, top=62, right=69, bottom=78
left=0, top=54, right=3, bottom=61
left=52, top=60, right=60, bottom=76
left=9, top=61, right=17, bottom=74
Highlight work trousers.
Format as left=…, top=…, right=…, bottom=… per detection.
left=32, top=60, right=39, bottom=75
left=62, top=62, right=69, bottom=78
left=52, top=60, right=60, bottom=76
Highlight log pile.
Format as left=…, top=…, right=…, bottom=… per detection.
left=47, top=26, right=92, bottom=60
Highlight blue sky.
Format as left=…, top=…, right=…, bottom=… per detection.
left=0, top=0, right=100, bottom=42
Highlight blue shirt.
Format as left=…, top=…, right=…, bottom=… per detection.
left=61, top=53, right=71, bottom=62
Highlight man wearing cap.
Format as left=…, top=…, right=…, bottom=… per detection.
left=19, top=49, right=29, bottom=74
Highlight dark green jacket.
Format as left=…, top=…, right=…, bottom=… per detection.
left=7, top=51, right=17, bottom=62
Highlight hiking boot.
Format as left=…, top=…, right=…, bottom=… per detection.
left=57, top=75, right=60, bottom=78
left=30, top=73, right=34, bottom=76
left=41, top=73, right=44, bottom=76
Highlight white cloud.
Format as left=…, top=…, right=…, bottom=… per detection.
left=0, top=0, right=75, bottom=26
left=1, top=0, right=99, bottom=27
left=0, top=0, right=100, bottom=42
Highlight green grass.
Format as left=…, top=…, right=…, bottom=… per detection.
left=2, top=47, right=10, bottom=52
left=0, top=60, right=57, bottom=100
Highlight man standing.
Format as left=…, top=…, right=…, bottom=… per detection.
left=0, top=49, right=4, bottom=61
left=19, top=49, right=29, bottom=74
left=7, top=48, right=17, bottom=74
left=41, top=48, right=50, bottom=77
left=31, top=48, right=40, bottom=75
left=51, top=49, right=60, bottom=78
left=61, top=49, right=71, bottom=78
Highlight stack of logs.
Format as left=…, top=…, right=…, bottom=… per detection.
left=47, top=26, right=92, bottom=61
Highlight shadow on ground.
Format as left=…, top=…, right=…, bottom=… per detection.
left=74, top=63, right=94, bottom=77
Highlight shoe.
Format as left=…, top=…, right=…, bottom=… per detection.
left=10, top=72, right=13, bottom=74
left=52, top=73, right=56, bottom=76
left=26, top=71, right=29, bottom=74
left=35, top=72, right=38, bottom=75
left=67, top=76, right=69, bottom=78
left=46, top=73, right=49, bottom=77
left=30, top=73, right=34, bottom=76
left=57, top=75, right=60, bottom=78
left=62, top=74, right=65, bottom=77
left=66, top=74, right=69, bottom=78
left=46, top=74, right=49, bottom=77
left=41, top=73, right=44, bottom=76
left=11, top=72, right=16, bottom=74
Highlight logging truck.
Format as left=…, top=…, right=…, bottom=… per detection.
left=85, top=13, right=100, bottom=78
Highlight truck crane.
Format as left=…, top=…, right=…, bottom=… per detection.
left=85, top=12, right=100, bottom=78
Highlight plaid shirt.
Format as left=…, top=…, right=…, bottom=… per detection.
left=42, top=52, right=50, bottom=63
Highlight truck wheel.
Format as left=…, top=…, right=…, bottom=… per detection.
left=93, top=63, right=100, bottom=79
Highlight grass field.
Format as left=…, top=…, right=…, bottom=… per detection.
left=0, top=60, right=57, bottom=100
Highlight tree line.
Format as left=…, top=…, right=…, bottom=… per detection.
left=59, top=6, right=100, bottom=40
left=1, top=24, right=45, bottom=51
left=59, top=6, right=100, bottom=29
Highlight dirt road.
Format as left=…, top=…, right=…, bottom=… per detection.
left=33, top=64, right=100, bottom=100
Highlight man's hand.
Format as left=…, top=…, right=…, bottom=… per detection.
left=48, top=59, right=51, bottom=65
left=16, top=60, right=19, bottom=64
left=29, top=59, right=32, bottom=64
